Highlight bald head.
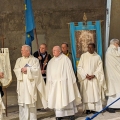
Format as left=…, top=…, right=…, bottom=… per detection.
left=110, top=39, right=120, bottom=48
left=53, top=46, right=61, bottom=57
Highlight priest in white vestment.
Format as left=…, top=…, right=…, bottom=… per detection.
left=77, top=43, right=106, bottom=114
left=105, top=39, right=120, bottom=113
left=14, top=45, right=47, bottom=120
left=46, top=46, right=81, bottom=120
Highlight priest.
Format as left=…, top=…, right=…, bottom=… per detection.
left=105, top=39, right=120, bottom=113
left=77, top=43, right=106, bottom=114
left=14, top=45, right=47, bottom=120
left=46, top=46, right=81, bottom=120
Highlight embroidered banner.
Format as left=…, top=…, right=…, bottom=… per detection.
left=0, top=48, right=12, bottom=87
left=70, top=21, right=102, bottom=72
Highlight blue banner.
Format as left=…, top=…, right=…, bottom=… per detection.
left=25, top=0, right=35, bottom=47
left=70, top=21, right=102, bottom=73
left=95, top=21, right=102, bottom=58
left=70, top=22, right=77, bottom=72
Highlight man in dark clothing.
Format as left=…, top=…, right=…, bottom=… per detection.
left=61, top=42, right=72, bottom=61
left=33, top=43, right=51, bottom=83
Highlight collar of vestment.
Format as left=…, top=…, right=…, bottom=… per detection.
left=110, top=44, right=118, bottom=50
left=54, top=53, right=63, bottom=61
left=87, top=51, right=97, bottom=56
left=23, top=55, right=31, bottom=59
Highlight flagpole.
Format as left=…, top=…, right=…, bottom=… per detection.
left=25, top=0, right=35, bottom=49
left=34, top=28, right=42, bottom=68
left=105, top=0, right=111, bottom=52
left=34, top=28, right=39, bottom=53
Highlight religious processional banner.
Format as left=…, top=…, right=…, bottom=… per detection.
left=0, top=48, right=12, bottom=88
left=70, top=21, right=102, bottom=72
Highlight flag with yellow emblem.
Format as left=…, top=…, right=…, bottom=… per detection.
left=25, top=0, right=35, bottom=47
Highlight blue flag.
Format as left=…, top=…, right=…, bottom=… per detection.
left=25, top=0, right=35, bottom=47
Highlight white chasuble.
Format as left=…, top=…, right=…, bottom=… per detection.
left=14, top=55, right=47, bottom=119
left=105, top=45, right=120, bottom=96
left=77, top=52, right=106, bottom=111
left=46, top=54, right=81, bottom=112
left=105, top=45, right=120, bottom=108
left=0, top=48, right=12, bottom=87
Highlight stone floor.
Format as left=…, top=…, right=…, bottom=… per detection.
left=2, top=81, right=120, bottom=120
left=3, top=107, right=120, bottom=120
left=3, top=108, right=54, bottom=120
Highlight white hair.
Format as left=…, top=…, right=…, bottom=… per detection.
left=22, top=45, right=31, bottom=52
left=110, top=39, right=119, bottom=45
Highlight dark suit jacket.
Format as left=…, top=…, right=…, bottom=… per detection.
left=33, top=51, right=51, bottom=77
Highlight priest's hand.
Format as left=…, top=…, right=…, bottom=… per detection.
left=86, top=74, right=95, bottom=80
left=0, top=72, right=4, bottom=78
left=41, top=70, right=46, bottom=74
left=86, top=74, right=91, bottom=80
left=88, top=75, right=95, bottom=80
left=21, top=67, right=27, bottom=74
left=38, top=56, right=42, bottom=60
left=90, top=75, right=95, bottom=79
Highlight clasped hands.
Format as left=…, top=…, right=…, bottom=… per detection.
left=0, top=72, right=4, bottom=78
left=21, top=67, right=27, bottom=74
left=86, top=74, right=95, bottom=80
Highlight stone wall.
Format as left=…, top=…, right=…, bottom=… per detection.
left=0, top=0, right=106, bottom=81
left=109, top=0, right=120, bottom=40
left=0, top=0, right=106, bottom=107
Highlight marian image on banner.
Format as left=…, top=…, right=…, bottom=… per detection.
left=75, top=30, right=96, bottom=58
